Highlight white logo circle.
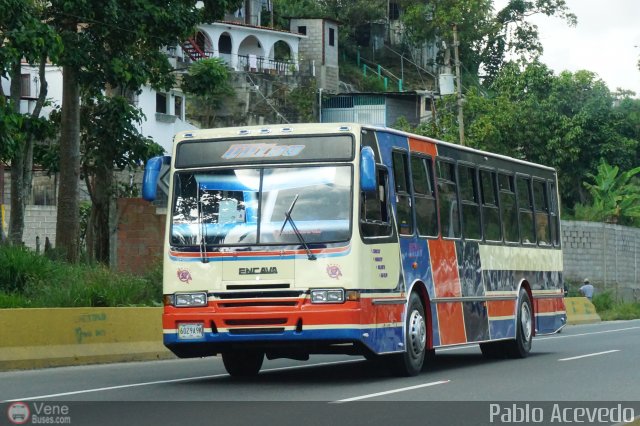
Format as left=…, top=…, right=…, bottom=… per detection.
left=7, top=402, right=30, bottom=425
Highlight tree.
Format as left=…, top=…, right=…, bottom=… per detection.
left=574, top=159, right=640, bottom=225
left=182, top=58, right=234, bottom=128
left=80, top=95, right=163, bottom=263
left=427, top=61, right=638, bottom=210
left=0, top=0, right=61, bottom=245
left=46, top=0, right=233, bottom=262
left=400, top=0, right=576, bottom=85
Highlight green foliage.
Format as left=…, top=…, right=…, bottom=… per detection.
left=574, top=159, right=640, bottom=225
left=592, top=291, right=640, bottom=321
left=182, top=57, right=234, bottom=128
left=0, top=245, right=53, bottom=293
left=592, top=291, right=615, bottom=312
left=433, top=61, right=639, bottom=210
left=0, top=244, right=162, bottom=307
left=339, top=62, right=386, bottom=92
left=399, top=0, right=576, bottom=85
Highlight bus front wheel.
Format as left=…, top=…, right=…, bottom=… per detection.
left=222, top=350, right=264, bottom=377
left=391, top=292, right=427, bottom=376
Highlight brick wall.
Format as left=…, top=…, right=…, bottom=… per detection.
left=114, top=198, right=166, bottom=275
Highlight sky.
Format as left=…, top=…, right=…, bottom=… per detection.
left=494, top=0, right=640, bottom=95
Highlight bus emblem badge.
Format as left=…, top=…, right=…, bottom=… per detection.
left=327, top=265, right=342, bottom=280
left=177, top=269, right=192, bottom=284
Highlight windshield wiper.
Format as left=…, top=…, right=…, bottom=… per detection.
left=279, top=194, right=316, bottom=261
left=199, top=199, right=209, bottom=263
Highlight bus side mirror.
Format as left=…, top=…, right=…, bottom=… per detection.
left=142, top=155, right=171, bottom=201
left=360, top=146, right=376, bottom=193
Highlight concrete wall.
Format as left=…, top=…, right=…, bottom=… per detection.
left=561, top=220, right=640, bottom=300
left=0, top=307, right=172, bottom=370
left=2, top=205, right=57, bottom=250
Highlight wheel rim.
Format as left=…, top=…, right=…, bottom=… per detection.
left=520, top=301, right=532, bottom=343
left=408, top=309, right=426, bottom=358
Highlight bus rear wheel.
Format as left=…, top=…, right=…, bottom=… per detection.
left=222, top=350, right=264, bottom=377
left=391, top=292, right=427, bottom=376
left=505, top=288, right=533, bottom=358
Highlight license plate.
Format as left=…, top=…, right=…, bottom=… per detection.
left=178, top=323, right=204, bottom=340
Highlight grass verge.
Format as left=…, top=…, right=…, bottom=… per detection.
left=0, top=245, right=162, bottom=308
left=592, top=291, right=640, bottom=320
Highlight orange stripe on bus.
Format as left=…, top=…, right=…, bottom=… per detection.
left=436, top=302, right=467, bottom=345
left=428, top=239, right=461, bottom=298
left=487, top=300, right=516, bottom=317
left=408, top=137, right=437, bottom=157
left=535, top=297, right=564, bottom=314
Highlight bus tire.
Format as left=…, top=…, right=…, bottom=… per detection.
left=506, top=288, right=533, bottom=358
left=222, top=350, right=264, bottom=377
left=391, top=292, right=427, bottom=376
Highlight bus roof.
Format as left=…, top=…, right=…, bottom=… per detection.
left=173, top=123, right=555, bottom=173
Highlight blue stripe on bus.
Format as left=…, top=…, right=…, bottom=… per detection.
left=168, top=250, right=351, bottom=262
left=536, top=313, right=566, bottom=334
left=164, top=326, right=404, bottom=354
left=489, top=318, right=516, bottom=340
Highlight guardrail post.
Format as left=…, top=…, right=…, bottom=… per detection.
left=363, top=65, right=367, bottom=77
left=399, top=79, right=403, bottom=92
left=377, top=65, right=382, bottom=79
left=384, top=77, right=388, bottom=90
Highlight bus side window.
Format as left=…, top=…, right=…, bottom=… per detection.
left=480, top=170, right=501, bottom=242
left=459, top=165, right=482, bottom=240
left=549, top=181, right=561, bottom=246
left=436, top=159, right=460, bottom=238
left=499, top=173, right=518, bottom=243
left=392, top=151, right=414, bottom=236
left=411, top=155, right=438, bottom=237
left=533, top=179, right=551, bottom=245
left=361, top=168, right=392, bottom=238
left=517, top=176, right=535, bottom=244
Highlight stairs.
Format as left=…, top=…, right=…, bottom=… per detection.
left=181, top=38, right=209, bottom=62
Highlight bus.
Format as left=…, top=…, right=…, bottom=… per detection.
left=142, top=123, right=566, bottom=377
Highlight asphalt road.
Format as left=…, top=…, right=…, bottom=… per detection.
left=2, top=320, right=639, bottom=425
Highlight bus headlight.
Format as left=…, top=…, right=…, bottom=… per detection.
left=173, top=292, right=208, bottom=307
left=310, top=289, right=345, bottom=304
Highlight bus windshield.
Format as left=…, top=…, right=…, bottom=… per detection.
left=171, top=165, right=352, bottom=247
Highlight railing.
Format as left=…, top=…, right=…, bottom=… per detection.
left=237, top=54, right=298, bottom=76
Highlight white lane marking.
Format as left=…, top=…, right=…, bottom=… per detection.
left=436, top=325, right=640, bottom=353
left=537, top=326, right=640, bottom=341
left=333, top=380, right=450, bottom=403
left=2, top=359, right=362, bottom=402
left=558, top=350, right=620, bottom=362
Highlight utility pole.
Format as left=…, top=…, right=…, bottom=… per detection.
left=453, top=24, right=465, bottom=146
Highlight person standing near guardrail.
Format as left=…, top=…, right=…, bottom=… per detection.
left=580, top=278, right=595, bottom=301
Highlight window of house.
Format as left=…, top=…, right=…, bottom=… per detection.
left=21, top=74, right=31, bottom=97
left=219, top=34, right=232, bottom=54
left=392, top=151, right=413, bottom=236
left=174, top=95, right=183, bottom=120
left=411, top=155, right=438, bottom=237
left=436, top=159, right=460, bottom=238
left=389, top=2, right=400, bottom=20
left=297, top=26, right=307, bottom=35
left=499, top=173, right=518, bottom=243
left=156, top=92, right=167, bottom=114
left=480, top=169, right=501, bottom=241
left=329, top=28, right=335, bottom=46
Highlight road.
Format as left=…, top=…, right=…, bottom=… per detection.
left=1, top=320, right=639, bottom=425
